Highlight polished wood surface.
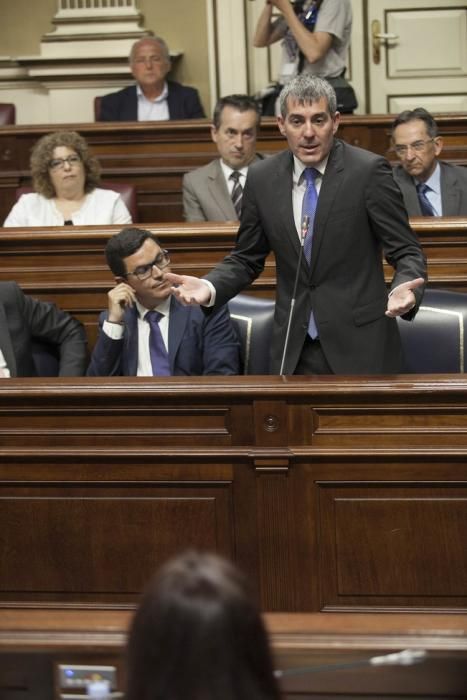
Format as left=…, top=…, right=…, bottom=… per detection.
left=1, top=610, right=466, bottom=699
left=0, top=218, right=466, bottom=350
left=1, top=375, right=467, bottom=614
left=0, top=114, right=465, bottom=223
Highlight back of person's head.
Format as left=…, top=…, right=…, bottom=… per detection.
left=105, top=227, right=161, bottom=277
left=213, top=94, right=261, bottom=130
left=30, top=130, right=101, bottom=198
left=391, top=107, right=438, bottom=139
left=126, top=550, right=281, bottom=700
left=279, top=74, right=337, bottom=117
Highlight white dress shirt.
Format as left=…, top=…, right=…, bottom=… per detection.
left=137, top=83, right=170, bottom=121
left=103, top=296, right=171, bottom=376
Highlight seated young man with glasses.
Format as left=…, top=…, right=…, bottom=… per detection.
left=391, top=107, right=467, bottom=217
left=87, top=227, right=240, bottom=376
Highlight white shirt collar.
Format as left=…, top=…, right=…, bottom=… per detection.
left=293, top=153, right=329, bottom=185
left=136, top=81, right=169, bottom=104
left=135, top=295, right=171, bottom=319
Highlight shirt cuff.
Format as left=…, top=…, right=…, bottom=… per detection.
left=202, top=279, right=216, bottom=307
left=103, top=320, right=125, bottom=339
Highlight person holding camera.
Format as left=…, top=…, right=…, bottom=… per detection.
left=253, top=0, right=355, bottom=115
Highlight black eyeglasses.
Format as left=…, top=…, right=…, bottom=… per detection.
left=126, top=250, right=170, bottom=281
left=48, top=154, right=81, bottom=171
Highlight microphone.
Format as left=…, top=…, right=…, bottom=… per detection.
left=279, top=215, right=309, bottom=375
left=274, top=649, right=427, bottom=678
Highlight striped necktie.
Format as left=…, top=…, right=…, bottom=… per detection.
left=146, top=310, right=170, bottom=376
left=416, top=182, right=435, bottom=216
left=230, top=170, right=243, bottom=219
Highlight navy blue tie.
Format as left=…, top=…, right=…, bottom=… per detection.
left=301, top=168, right=319, bottom=338
left=146, top=311, right=170, bottom=376
left=416, top=183, right=435, bottom=216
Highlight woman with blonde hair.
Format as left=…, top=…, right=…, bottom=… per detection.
left=4, top=130, right=132, bottom=226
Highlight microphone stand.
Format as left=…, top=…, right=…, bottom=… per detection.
left=279, top=215, right=309, bottom=376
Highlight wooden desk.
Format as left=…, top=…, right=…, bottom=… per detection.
left=0, top=605, right=466, bottom=698
left=1, top=218, right=467, bottom=350
left=1, top=114, right=465, bottom=223
left=1, top=375, right=467, bottom=615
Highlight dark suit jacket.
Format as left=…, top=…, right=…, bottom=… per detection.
left=98, top=81, right=205, bottom=122
left=393, top=161, right=467, bottom=216
left=87, top=296, right=240, bottom=376
left=182, top=156, right=264, bottom=222
left=206, top=140, right=427, bottom=375
left=0, top=281, right=87, bottom=377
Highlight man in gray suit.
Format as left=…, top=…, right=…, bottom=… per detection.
left=168, top=75, right=426, bottom=376
left=183, top=95, right=262, bottom=222
left=391, top=108, right=467, bottom=217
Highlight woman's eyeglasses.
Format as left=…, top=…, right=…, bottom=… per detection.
left=48, top=155, right=81, bottom=171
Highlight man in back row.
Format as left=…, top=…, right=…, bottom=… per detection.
left=391, top=107, right=467, bottom=217
left=98, top=36, right=205, bottom=122
left=167, top=74, right=427, bottom=376
left=183, top=95, right=263, bottom=222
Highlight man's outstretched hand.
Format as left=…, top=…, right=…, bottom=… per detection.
left=164, top=272, right=211, bottom=306
left=385, top=277, right=425, bottom=317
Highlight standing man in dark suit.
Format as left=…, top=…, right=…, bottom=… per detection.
left=166, top=74, right=426, bottom=375
left=391, top=108, right=467, bottom=217
left=97, top=36, right=205, bottom=122
left=0, top=281, right=87, bottom=377
left=183, top=95, right=262, bottom=221
left=87, top=227, right=239, bottom=377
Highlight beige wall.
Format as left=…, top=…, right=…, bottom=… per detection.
left=1, top=0, right=56, bottom=56
left=0, top=0, right=211, bottom=115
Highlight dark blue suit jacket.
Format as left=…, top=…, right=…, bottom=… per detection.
left=87, top=296, right=240, bottom=376
left=98, top=81, right=205, bottom=121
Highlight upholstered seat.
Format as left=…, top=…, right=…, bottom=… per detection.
left=397, top=288, right=467, bottom=373
left=15, top=181, right=137, bottom=221
left=0, top=103, right=16, bottom=125
left=228, top=294, right=275, bottom=374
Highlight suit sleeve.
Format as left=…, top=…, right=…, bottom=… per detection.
left=366, top=157, right=427, bottom=319
left=182, top=173, right=207, bottom=222
left=18, top=285, right=88, bottom=376
left=202, top=305, right=241, bottom=375
left=205, top=167, right=270, bottom=307
left=87, top=314, right=124, bottom=376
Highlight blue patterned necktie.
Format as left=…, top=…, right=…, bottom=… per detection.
left=230, top=170, right=243, bottom=219
left=416, top=182, right=435, bottom=216
left=146, top=310, right=170, bottom=376
left=301, top=167, right=319, bottom=263
left=301, top=167, right=319, bottom=338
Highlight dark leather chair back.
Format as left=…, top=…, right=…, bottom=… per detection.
left=94, top=96, right=102, bottom=121
left=397, top=288, right=467, bottom=373
left=15, top=181, right=137, bottom=221
left=0, top=103, right=16, bottom=125
left=228, top=294, right=275, bottom=374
